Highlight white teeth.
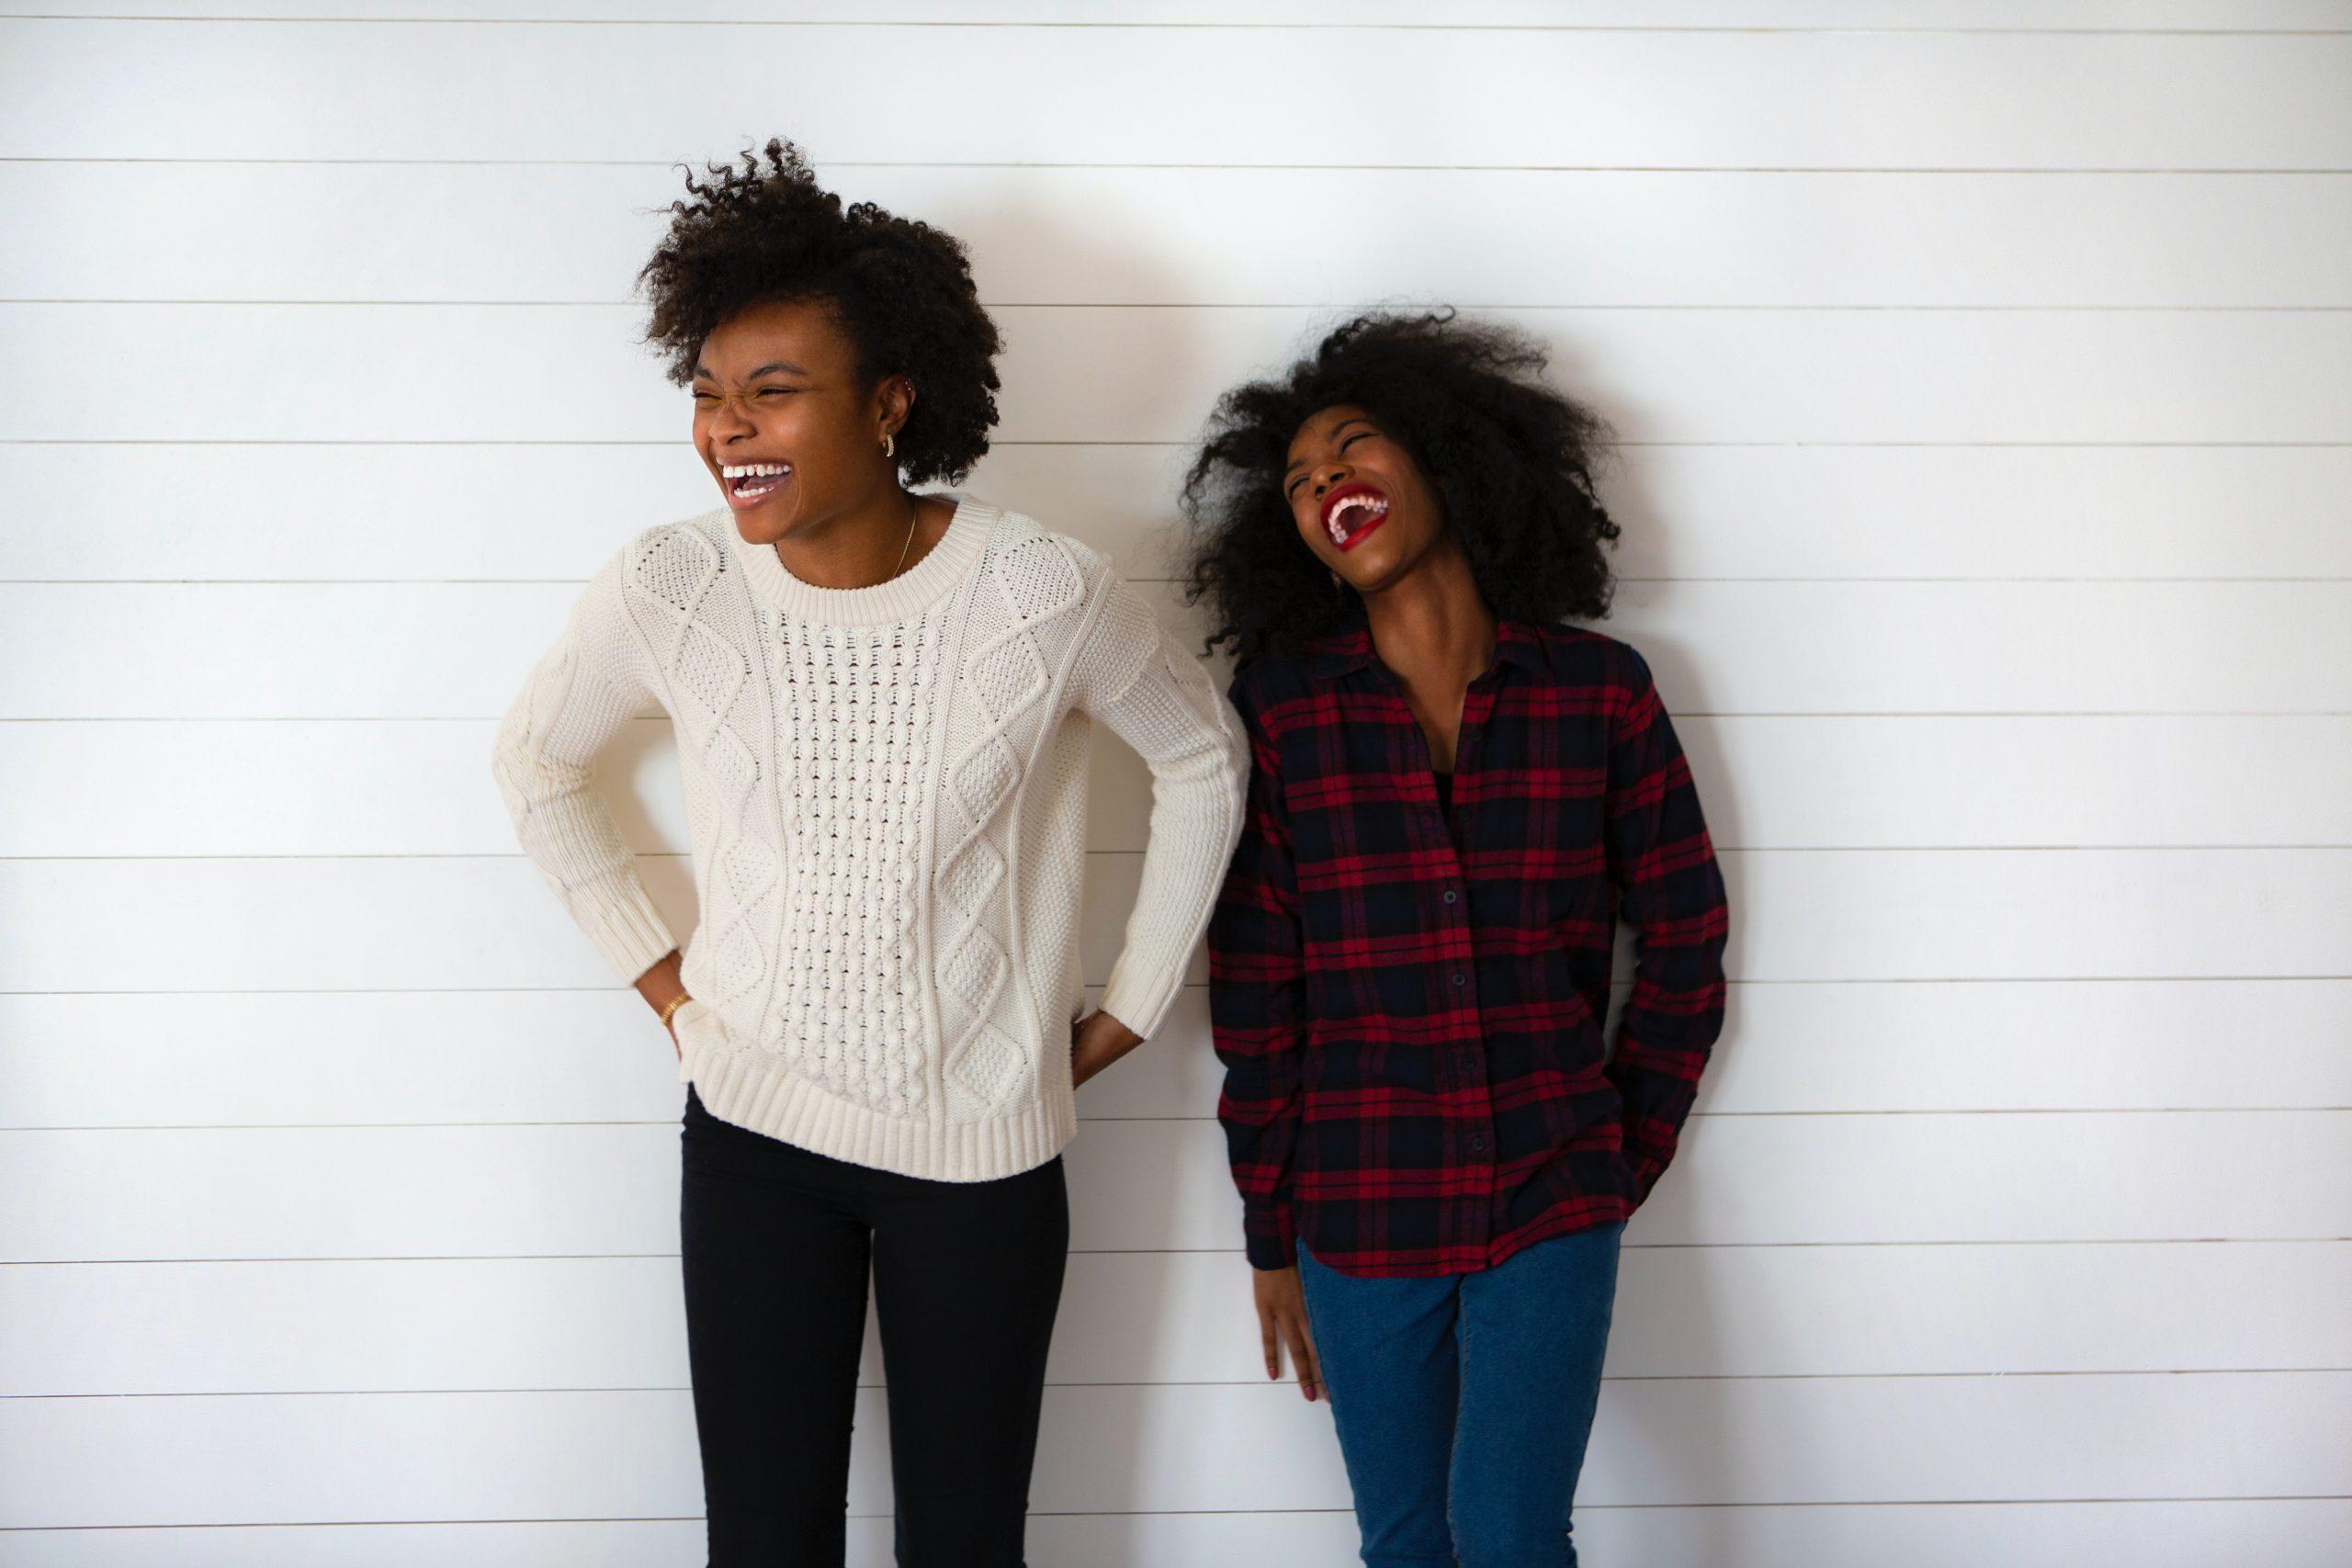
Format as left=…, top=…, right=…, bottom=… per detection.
left=1324, top=491, right=1388, bottom=542
left=720, top=462, right=791, bottom=479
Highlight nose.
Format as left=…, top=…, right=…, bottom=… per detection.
left=708, top=391, right=757, bottom=443
left=1311, top=461, right=1351, bottom=497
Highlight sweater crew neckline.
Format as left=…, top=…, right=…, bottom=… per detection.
left=733, top=493, right=995, bottom=626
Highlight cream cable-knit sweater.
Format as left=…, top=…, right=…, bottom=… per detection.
left=491, top=495, right=1249, bottom=1181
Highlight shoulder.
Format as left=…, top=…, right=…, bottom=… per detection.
left=978, top=502, right=1110, bottom=583
left=971, top=500, right=1172, bottom=659
left=565, top=511, right=738, bottom=672
left=589, top=507, right=734, bottom=600
left=1524, top=618, right=1659, bottom=694
left=1524, top=621, right=1677, bottom=745
left=1224, top=647, right=1321, bottom=736
left=961, top=499, right=1113, bottom=615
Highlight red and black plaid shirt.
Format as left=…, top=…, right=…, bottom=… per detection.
left=1208, top=604, right=1731, bottom=1277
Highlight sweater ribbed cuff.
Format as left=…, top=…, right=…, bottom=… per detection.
left=1097, top=946, right=1187, bottom=1043
left=583, top=882, right=680, bottom=987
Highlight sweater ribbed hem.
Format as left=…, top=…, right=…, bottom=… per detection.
left=680, top=1033, right=1080, bottom=1182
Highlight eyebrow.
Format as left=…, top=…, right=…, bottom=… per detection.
left=1283, top=416, right=1375, bottom=479
left=692, top=359, right=809, bottom=381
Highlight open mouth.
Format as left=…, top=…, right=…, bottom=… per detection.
left=719, top=460, right=792, bottom=507
left=1319, top=483, right=1391, bottom=551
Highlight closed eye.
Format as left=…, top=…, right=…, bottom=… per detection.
left=1285, top=428, right=1374, bottom=499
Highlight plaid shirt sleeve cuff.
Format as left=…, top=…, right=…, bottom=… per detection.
left=1242, top=1201, right=1297, bottom=1271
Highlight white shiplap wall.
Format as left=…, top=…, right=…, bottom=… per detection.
left=4, top=3, right=2349, bottom=1563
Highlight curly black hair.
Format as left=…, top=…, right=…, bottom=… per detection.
left=1180, top=308, right=1623, bottom=664
left=635, top=137, right=1002, bottom=486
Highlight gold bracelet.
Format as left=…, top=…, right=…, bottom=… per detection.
left=657, top=992, right=693, bottom=1029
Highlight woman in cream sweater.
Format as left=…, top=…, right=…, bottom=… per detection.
left=490, top=139, right=1247, bottom=1567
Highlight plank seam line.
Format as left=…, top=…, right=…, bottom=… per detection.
left=8, top=1369, right=2352, bottom=1402
left=7, top=1239, right=2351, bottom=1265
left=14, top=709, right=2352, bottom=724
left=6, top=437, right=2350, bottom=449
left=13, top=975, right=2352, bottom=993
left=6, top=17, right=2352, bottom=33
left=14, top=576, right=2352, bottom=585
left=5, top=1498, right=2351, bottom=1532
left=6, top=159, right=2352, bottom=174
left=15, top=299, right=2352, bottom=312
left=7, top=1106, right=2351, bottom=1131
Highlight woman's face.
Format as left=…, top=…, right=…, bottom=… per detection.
left=691, top=297, right=912, bottom=545
left=1283, top=404, right=1447, bottom=592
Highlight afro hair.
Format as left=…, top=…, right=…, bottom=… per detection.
left=636, top=137, right=1003, bottom=486
left=1180, top=308, right=1623, bottom=664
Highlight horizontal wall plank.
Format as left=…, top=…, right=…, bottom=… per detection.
left=9, top=444, right=2349, bottom=584
left=4, top=1111, right=2346, bottom=1260
left=0, top=851, right=1203, bottom=993
left=13, top=164, right=2350, bottom=308
left=0, top=575, right=1177, bottom=722
left=5, top=1241, right=2346, bottom=1396
left=8, top=303, right=2351, bottom=445
left=5, top=1372, right=2347, bottom=1527
left=10, top=580, right=2352, bottom=719
left=6, top=23, right=2346, bottom=169
left=7, top=978, right=2352, bottom=1127
left=7, top=1501, right=2352, bottom=1568
left=9, top=2, right=2347, bottom=29
left=10, top=714, right=2352, bottom=860
left=1601, top=581, right=2352, bottom=715
left=6, top=846, right=2347, bottom=994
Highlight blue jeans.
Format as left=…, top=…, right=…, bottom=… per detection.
left=1296, top=1222, right=1624, bottom=1568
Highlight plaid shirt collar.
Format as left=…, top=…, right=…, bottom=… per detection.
left=1302, top=601, right=1553, bottom=683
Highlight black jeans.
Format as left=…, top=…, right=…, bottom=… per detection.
left=679, top=1085, right=1069, bottom=1567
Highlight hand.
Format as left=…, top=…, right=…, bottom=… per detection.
left=1069, top=1009, right=1143, bottom=1089
left=630, top=950, right=691, bottom=1062
left=1252, top=1264, right=1324, bottom=1402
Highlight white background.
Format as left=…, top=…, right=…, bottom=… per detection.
left=4, top=2, right=2350, bottom=1563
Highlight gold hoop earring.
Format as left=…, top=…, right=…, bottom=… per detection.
left=882, top=432, right=897, bottom=459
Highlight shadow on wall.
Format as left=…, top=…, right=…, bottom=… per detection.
left=1589, top=423, right=1747, bottom=1558
left=888, top=167, right=1230, bottom=459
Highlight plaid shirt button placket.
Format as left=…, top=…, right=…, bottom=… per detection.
left=1208, top=604, right=1731, bottom=1279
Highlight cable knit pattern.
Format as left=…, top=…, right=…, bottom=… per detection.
left=492, top=495, right=1249, bottom=1181
left=774, top=615, right=939, bottom=1117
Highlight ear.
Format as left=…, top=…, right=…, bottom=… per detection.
left=876, top=372, right=919, bottom=438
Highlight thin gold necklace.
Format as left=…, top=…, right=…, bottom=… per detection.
left=888, top=493, right=920, bottom=579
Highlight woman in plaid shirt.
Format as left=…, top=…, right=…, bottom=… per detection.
left=1180, top=310, right=1731, bottom=1567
